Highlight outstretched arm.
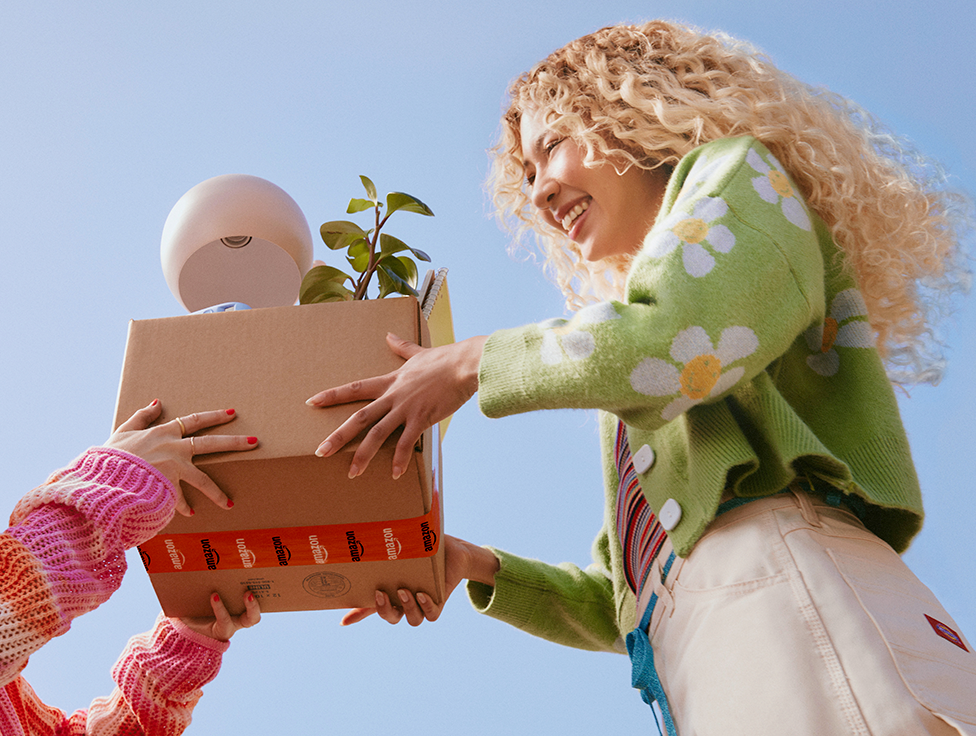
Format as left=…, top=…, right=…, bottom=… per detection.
left=308, top=334, right=487, bottom=479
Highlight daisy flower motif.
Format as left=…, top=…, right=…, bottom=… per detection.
left=644, top=196, right=736, bottom=277
left=539, top=302, right=620, bottom=365
left=804, top=289, right=874, bottom=376
left=672, top=152, right=734, bottom=208
left=630, top=325, right=760, bottom=420
left=746, top=148, right=811, bottom=231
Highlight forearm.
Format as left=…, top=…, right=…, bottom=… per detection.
left=85, top=616, right=229, bottom=736
left=456, top=536, right=500, bottom=586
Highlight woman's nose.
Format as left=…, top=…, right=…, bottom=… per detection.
left=531, top=171, right=558, bottom=210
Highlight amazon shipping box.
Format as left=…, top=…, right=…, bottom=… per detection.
left=113, top=297, right=446, bottom=617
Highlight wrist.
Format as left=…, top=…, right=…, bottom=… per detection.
left=458, top=335, right=488, bottom=393
left=459, top=538, right=499, bottom=586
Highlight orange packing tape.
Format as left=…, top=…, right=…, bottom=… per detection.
left=139, top=492, right=441, bottom=574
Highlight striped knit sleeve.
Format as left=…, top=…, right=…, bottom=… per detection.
left=82, top=616, right=229, bottom=736
left=0, top=448, right=175, bottom=683
left=0, top=617, right=228, bottom=736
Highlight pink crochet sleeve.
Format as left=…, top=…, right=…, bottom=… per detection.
left=0, top=448, right=175, bottom=680
left=0, top=617, right=228, bottom=736
left=81, top=616, right=228, bottom=735
left=0, top=448, right=229, bottom=736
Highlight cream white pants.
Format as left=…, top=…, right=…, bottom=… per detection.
left=643, top=491, right=976, bottom=736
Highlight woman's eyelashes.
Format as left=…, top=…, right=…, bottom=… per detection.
left=544, top=137, right=563, bottom=155
left=525, top=139, right=564, bottom=186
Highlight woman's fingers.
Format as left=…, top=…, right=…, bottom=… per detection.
left=341, top=588, right=441, bottom=628
left=188, top=433, right=259, bottom=456
left=415, top=591, right=442, bottom=622
left=396, top=589, right=427, bottom=627
left=340, top=607, right=376, bottom=626
left=306, top=375, right=388, bottom=410
left=346, top=413, right=416, bottom=480
left=169, top=408, right=239, bottom=436
left=385, top=332, right=423, bottom=360
left=116, top=400, right=163, bottom=433
left=179, top=465, right=232, bottom=513
left=239, top=590, right=261, bottom=629
left=170, top=483, right=194, bottom=518
left=374, top=591, right=404, bottom=624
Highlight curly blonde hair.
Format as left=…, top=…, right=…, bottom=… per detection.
left=488, top=20, right=972, bottom=385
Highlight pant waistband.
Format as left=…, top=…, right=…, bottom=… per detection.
left=718, top=477, right=867, bottom=522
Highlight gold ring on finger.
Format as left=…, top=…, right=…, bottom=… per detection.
left=189, top=436, right=196, bottom=454
left=176, top=416, right=187, bottom=437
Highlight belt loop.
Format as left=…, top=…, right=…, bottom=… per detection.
left=790, top=479, right=823, bottom=528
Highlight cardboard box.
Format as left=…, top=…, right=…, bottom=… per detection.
left=113, top=297, right=445, bottom=617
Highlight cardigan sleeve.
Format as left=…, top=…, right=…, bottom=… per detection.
left=478, top=136, right=826, bottom=431
left=465, top=534, right=628, bottom=654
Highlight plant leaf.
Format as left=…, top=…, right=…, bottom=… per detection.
left=302, top=264, right=351, bottom=285
left=378, top=255, right=419, bottom=296
left=299, top=271, right=355, bottom=304
left=320, top=221, right=367, bottom=250
left=408, top=246, right=431, bottom=262
left=376, top=267, right=396, bottom=298
left=359, top=175, right=377, bottom=202
left=386, top=191, right=434, bottom=217
left=346, top=198, right=375, bottom=214
left=380, top=233, right=409, bottom=255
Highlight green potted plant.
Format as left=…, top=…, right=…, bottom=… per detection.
left=299, top=175, right=434, bottom=304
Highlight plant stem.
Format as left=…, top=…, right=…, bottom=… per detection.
left=353, top=203, right=393, bottom=300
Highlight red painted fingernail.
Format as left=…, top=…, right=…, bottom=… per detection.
left=226, top=500, right=234, bottom=509
left=247, top=437, right=258, bottom=445
left=226, top=409, right=236, bottom=416
left=213, top=593, right=220, bottom=602
left=247, top=593, right=254, bottom=602
left=189, top=509, right=195, bottom=516
left=150, top=399, right=159, bottom=407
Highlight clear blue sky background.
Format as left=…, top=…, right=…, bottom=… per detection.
left=1, top=2, right=973, bottom=734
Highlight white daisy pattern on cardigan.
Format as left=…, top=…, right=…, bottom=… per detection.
left=539, top=301, right=621, bottom=365
left=746, top=148, right=812, bottom=231
left=672, top=151, right=733, bottom=208
left=630, top=325, right=760, bottom=420
left=804, top=289, right=874, bottom=376
left=644, top=196, right=736, bottom=278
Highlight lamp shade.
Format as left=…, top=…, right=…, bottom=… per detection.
left=161, top=174, right=314, bottom=312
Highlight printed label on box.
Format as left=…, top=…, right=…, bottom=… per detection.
left=139, top=493, right=440, bottom=573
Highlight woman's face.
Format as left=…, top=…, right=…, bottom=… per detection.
left=519, top=108, right=669, bottom=262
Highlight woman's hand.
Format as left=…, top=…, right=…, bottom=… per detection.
left=340, top=535, right=499, bottom=627
left=105, top=400, right=258, bottom=516
left=178, top=589, right=262, bottom=642
left=307, top=333, right=487, bottom=479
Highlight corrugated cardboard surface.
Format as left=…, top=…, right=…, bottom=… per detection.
left=114, top=298, right=445, bottom=617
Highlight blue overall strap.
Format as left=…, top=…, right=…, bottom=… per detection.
left=626, top=550, right=678, bottom=736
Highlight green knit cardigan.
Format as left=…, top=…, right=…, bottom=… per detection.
left=468, top=136, right=922, bottom=653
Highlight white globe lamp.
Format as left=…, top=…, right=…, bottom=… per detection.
left=161, top=174, right=314, bottom=312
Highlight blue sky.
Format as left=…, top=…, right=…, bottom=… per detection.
left=1, top=2, right=973, bottom=733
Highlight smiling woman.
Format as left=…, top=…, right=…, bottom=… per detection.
left=518, top=108, right=670, bottom=262
left=309, top=18, right=975, bottom=736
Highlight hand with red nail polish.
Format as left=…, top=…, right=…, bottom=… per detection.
left=178, top=589, right=262, bottom=642
left=103, top=401, right=259, bottom=516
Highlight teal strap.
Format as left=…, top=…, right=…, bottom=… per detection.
left=626, top=551, right=678, bottom=736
